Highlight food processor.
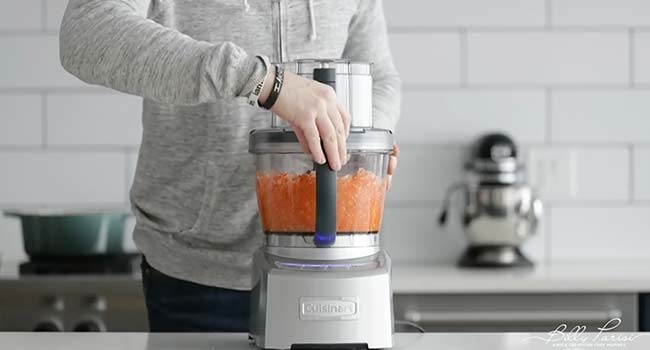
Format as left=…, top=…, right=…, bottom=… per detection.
left=248, top=60, right=394, bottom=350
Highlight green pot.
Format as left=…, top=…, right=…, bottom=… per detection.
left=4, top=209, right=130, bottom=257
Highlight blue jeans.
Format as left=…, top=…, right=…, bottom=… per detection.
left=140, top=258, right=250, bottom=332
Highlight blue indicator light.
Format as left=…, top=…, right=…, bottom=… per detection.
left=313, top=231, right=336, bottom=247
left=275, top=261, right=373, bottom=270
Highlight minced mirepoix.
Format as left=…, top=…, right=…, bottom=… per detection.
left=256, top=168, right=386, bottom=234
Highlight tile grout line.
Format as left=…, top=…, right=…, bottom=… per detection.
left=545, top=88, right=552, bottom=144
left=41, top=92, right=48, bottom=148
left=459, top=29, right=468, bottom=86
left=629, top=144, right=635, bottom=203
left=124, top=151, right=131, bottom=206
left=545, top=0, right=552, bottom=29
left=399, top=83, right=650, bottom=91
left=387, top=26, right=635, bottom=33
left=545, top=205, right=552, bottom=264
left=629, top=28, right=636, bottom=87
left=41, top=0, right=48, bottom=32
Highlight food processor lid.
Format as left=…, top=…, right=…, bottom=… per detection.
left=249, top=128, right=393, bottom=154
left=291, top=59, right=372, bottom=76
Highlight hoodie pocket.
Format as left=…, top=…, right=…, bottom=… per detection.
left=179, top=160, right=221, bottom=243
left=179, top=159, right=257, bottom=247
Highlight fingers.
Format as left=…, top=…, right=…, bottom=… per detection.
left=302, top=122, right=326, bottom=165
left=338, top=101, right=351, bottom=137
left=387, top=144, right=399, bottom=190
left=273, top=75, right=351, bottom=170
left=316, top=113, right=341, bottom=171
left=293, top=127, right=311, bottom=156
left=388, top=145, right=399, bottom=176
left=327, top=103, right=347, bottom=167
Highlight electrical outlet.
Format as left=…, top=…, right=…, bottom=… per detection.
left=528, top=148, right=577, bottom=201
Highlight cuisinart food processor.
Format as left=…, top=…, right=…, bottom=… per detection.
left=248, top=60, right=394, bottom=350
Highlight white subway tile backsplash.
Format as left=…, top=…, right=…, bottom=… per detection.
left=46, top=0, right=69, bottom=31
left=0, top=36, right=84, bottom=88
left=634, top=147, right=650, bottom=200
left=550, top=206, right=650, bottom=260
left=389, top=33, right=461, bottom=84
left=528, top=147, right=630, bottom=201
left=384, top=0, right=545, bottom=27
left=0, top=95, right=42, bottom=146
left=382, top=204, right=465, bottom=263
left=0, top=152, right=126, bottom=205
left=126, top=150, right=139, bottom=199
left=1, top=0, right=650, bottom=264
left=0, top=215, right=27, bottom=262
left=47, top=94, right=142, bottom=146
left=634, top=32, right=650, bottom=84
left=552, top=90, right=650, bottom=143
left=399, top=90, right=545, bottom=143
left=382, top=204, right=547, bottom=264
left=552, top=0, right=650, bottom=26
left=468, top=32, right=628, bottom=84
left=387, top=146, right=465, bottom=202
left=0, top=0, right=41, bottom=31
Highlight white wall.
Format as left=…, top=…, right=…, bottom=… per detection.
left=1, top=0, right=649, bottom=264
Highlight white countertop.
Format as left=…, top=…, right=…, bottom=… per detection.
left=392, top=260, right=650, bottom=294
left=3, top=259, right=650, bottom=294
left=1, top=332, right=649, bottom=350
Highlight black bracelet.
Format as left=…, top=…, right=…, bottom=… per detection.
left=260, top=65, right=284, bottom=110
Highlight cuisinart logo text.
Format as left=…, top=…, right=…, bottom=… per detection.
left=300, top=297, right=359, bottom=321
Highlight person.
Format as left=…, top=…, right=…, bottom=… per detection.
left=59, top=0, right=401, bottom=332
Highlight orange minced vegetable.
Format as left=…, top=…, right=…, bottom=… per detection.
left=256, top=168, right=386, bottom=234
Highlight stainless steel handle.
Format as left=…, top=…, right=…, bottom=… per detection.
left=403, top=309, right=622, bottom=324
left=528, top=197, right=543, bottom=235
left=438, top=182, right=467, bottom=226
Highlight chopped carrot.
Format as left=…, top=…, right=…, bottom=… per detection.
left=256, top=169, right=386, bottom=234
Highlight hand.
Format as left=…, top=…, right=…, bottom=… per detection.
left=387, top=144, right=399, bottom=190
left=259, top=67, right=351, bottom=171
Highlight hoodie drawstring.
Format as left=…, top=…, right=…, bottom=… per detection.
left=307, top=0, right=317, bottom=41
left=243, top=0, right=316, bottom=41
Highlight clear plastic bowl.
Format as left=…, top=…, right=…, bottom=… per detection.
left=254, top=152, right=389, bottom=235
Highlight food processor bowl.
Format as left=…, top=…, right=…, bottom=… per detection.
left=249, top=128, right=393, bottom=237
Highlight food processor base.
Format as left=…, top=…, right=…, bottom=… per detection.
left=249, top=249, right=393, bottom=350
left=458, top=245, right=533, bottom=268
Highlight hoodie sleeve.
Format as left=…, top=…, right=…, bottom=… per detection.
left=342, top=0, right=402, bottom=132
left=59, top=0, right=267, bottom=106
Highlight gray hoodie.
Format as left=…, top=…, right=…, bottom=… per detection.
left=60, top=0, right=401, bottom=290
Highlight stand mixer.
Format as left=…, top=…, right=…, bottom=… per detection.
left=248, top=60, right=394, bottom=350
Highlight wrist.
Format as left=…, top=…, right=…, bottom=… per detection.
left=258, top=65, right=276, bottom=105
left=246, top=55, right=271, bottom=107
left=259, top=65, right=284, bottom=110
